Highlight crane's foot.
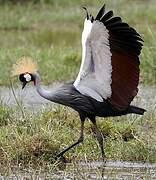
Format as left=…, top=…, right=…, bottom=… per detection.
left=101, top=156, right=107, bottom=178
left=55, top=154, right=69, bottom=163
left=55, top=135, right=84, bottom=161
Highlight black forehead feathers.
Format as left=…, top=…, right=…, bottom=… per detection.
left=19, top=73, right=25, bottom=82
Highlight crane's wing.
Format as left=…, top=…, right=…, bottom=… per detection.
left=73, top=5, right=143, bottom=111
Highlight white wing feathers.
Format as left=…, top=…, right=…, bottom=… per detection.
left=73, top=19, right=112, bottom=102
left=74, top=19, right=93, bottom=87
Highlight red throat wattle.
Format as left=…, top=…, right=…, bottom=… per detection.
left=33, top=80, right=36, bottom=85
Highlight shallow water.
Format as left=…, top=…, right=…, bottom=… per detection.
left=0, top=84, right=51, bottom=111
left=1, top=160, right=156, bottom=179
left=0, top=84, right=155, bottom=111
left=75, top=160, right=156, bottom=179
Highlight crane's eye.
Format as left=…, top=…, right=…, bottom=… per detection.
left=24, top=73, right=32, bottom=82
left=19, top=73, right=32, bottom=82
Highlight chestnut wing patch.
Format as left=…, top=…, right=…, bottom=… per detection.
left=108, top=52, right=140, bottom=110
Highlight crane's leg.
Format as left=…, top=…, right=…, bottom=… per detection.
left=91, top=118, right=106, bottom=162
left=91, top=118, right=106, bottom=177
left=56, top=115, right=85, bottom=158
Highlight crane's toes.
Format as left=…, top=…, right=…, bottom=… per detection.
left=98, top=155, right=106, bottom=166
left=59, top=155, right=67, bottom=163
left=102, top=156, right=107, bottom=164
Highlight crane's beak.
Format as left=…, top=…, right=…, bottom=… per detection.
left=22, top=81, right=27, bottom=89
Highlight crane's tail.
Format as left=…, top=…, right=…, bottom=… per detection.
left=128, top=105, right=146, bottom=115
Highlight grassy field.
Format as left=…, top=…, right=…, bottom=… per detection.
left=0, top=103, right=156, bottom=174
left=0, top=0, right=155, bottom=85
left=0, top=0, right=156, bottom=176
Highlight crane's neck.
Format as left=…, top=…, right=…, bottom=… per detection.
left=32, top=72, right=72, bottom=105
left=32, top=72, right=54, bottom=101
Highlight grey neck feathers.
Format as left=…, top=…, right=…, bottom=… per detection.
left=33, top=72, right=56, bottom=101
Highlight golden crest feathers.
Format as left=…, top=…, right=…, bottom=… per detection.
left=12, top=57, right=38, bottom=76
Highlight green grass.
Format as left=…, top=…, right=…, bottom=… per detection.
left=0, top=0, right=155, bottom=85
left=0, top=103, right=156, bottom=173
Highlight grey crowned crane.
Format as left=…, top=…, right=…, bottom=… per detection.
left=12, top=4, right=146, bottom=161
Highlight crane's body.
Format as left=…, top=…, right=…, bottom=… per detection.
left=12, top=4, right=146, bottom=161
left=34, top=72, right=144, bottom=118
left=38, top=81, right=128, bottom=117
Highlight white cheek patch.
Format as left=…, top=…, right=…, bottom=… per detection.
left=24, top=74, right=31, bottom=82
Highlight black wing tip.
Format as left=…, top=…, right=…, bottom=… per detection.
left=101, top=10, right=114, bottom=22
left=83, top=3, right=143, bottom=50
left=95, top=4, right=143, bottom=52
left=95, top=4, right=106, bottom=20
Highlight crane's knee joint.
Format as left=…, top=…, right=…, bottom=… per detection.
left=97, top=133, right=104, bottom=144
left=78, top=136, right=84, bottom=143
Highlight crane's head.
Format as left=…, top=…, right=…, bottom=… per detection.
left=12, top=57, right=38, bottom=89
